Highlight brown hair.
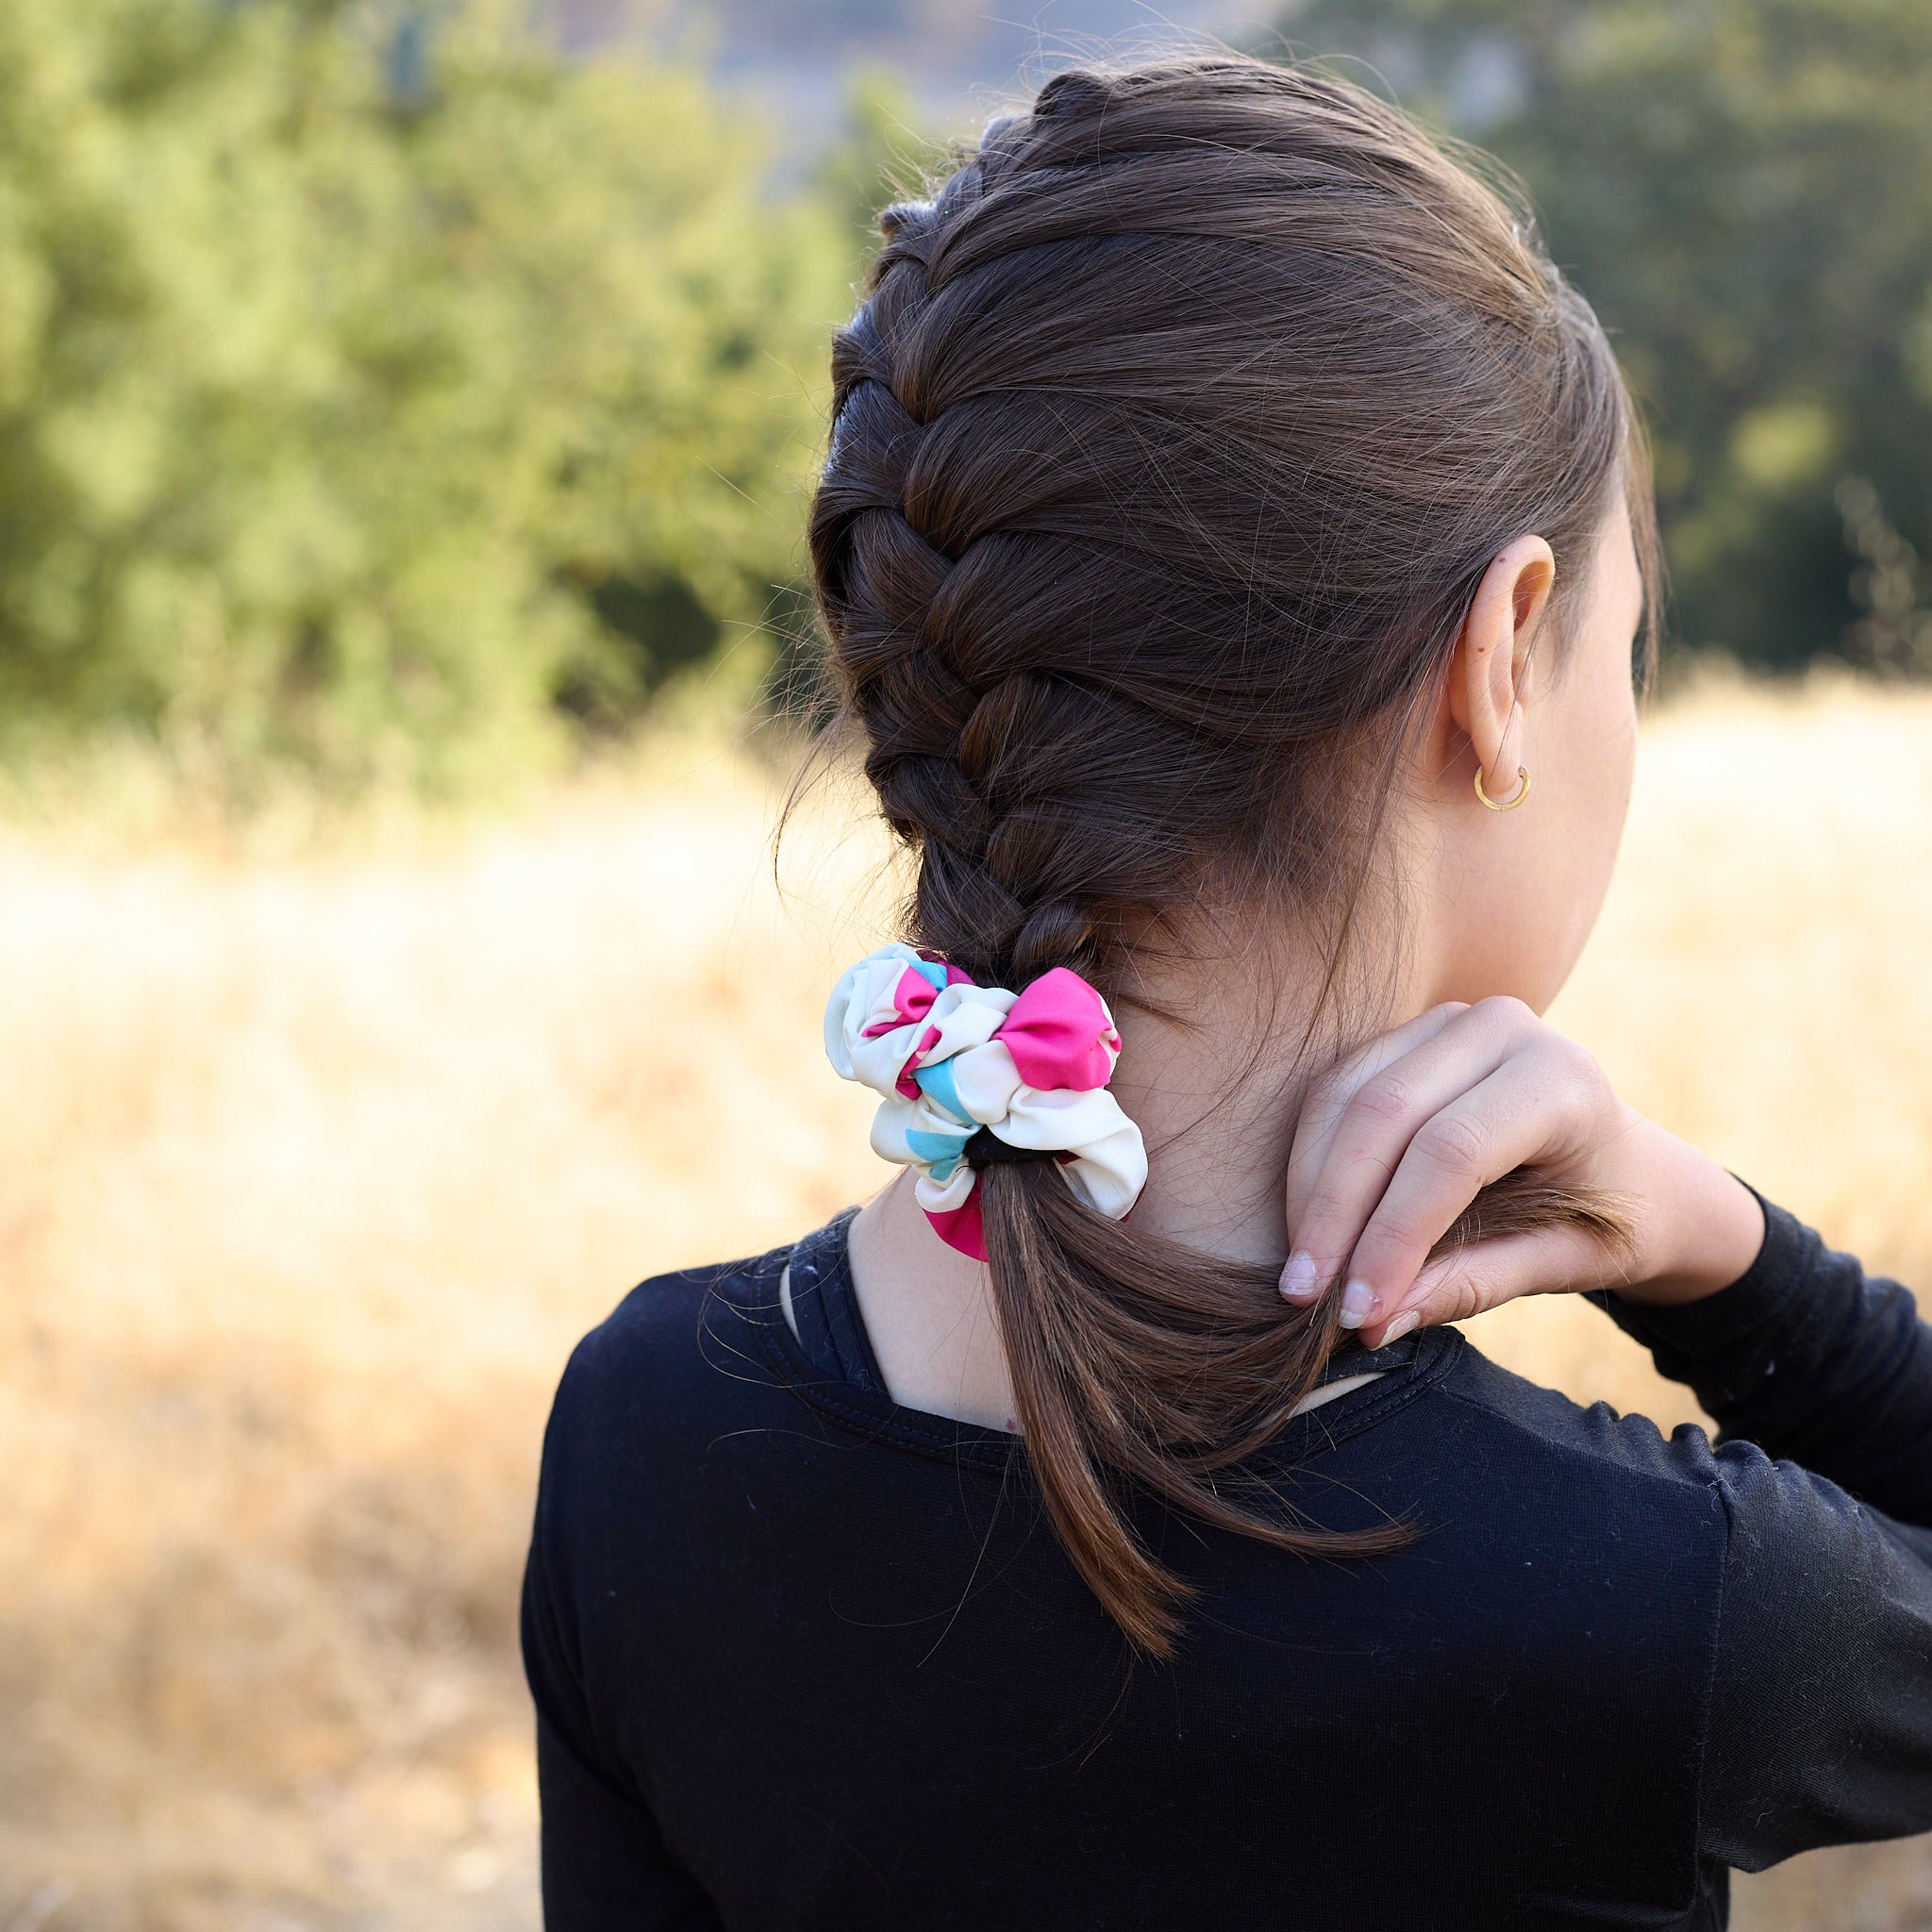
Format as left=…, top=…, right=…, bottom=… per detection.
left=806, top=57, right=1657, bottom=1657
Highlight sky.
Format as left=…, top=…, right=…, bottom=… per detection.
left=556, top=0, right=1278, bottom=142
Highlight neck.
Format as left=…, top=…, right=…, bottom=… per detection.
left=1106, top=923, right=1377, bottom=1266
left=1104, top=1006, right=1310, bottom=1269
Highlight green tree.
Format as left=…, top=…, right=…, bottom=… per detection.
left=1272, top=0, right=1932, bottom=671
left=812, top=67, right=952, bottom=262
left=0, top=0, right=847, bottom=790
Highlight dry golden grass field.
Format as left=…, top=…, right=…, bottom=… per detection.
left=4, top=674, right=1931, bottom=1931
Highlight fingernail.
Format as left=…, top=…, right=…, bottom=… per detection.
left=1374, top=1309, right=1421, bottom=1349
left=1338, top=1279, right=1379, bottom=1329
left=1279, top=1251, right=1320, bottom=1301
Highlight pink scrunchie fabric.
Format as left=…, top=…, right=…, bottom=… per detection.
left=998, top=968, right=1123, bottom=1092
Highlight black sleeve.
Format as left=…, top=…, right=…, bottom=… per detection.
left=1597, top=1198, right=1932, bottom=1870
left=522, top=1344, right=724, bottom=1930
left=1595, top=1195, right=1932, bottom=1522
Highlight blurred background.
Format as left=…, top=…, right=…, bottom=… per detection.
left=2, top=2, right=1929, bottom=1925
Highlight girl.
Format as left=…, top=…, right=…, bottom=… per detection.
left=524, top=58, right=1932, bottom=1929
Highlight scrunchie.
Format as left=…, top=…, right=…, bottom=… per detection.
left=824, top=942, right=1148, bottom=1260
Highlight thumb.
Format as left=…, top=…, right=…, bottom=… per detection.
left=1357, top=1224, right=1629, bottom=1351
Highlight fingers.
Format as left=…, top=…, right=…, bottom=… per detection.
left=1353, top=1222, right=1632, bottom=1351
left=1283, top=1001, right=1468, bottom=1243
left=1282, top=998, right=1544, bottom=1308
left=1325, top=1043, right=1608, bottom=1329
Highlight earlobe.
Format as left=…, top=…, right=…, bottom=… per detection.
left=1474, top=761, right=1532, bottom=811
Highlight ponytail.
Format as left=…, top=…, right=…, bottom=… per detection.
left=980, top=1160, right=1385, bottom=1657
left=982, top=1139, right=1630, bottom=1657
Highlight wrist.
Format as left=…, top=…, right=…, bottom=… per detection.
left=1614, top=1124, right=1767, bottom=1307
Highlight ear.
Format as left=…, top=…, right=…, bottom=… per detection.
left=1443, top=535, right=1557, bottom=801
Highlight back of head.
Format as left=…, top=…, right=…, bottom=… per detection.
left=808, top=56, right=1654, bottom=1657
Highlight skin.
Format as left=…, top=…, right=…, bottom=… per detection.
left=848, top=499, right=1766, bottom=1427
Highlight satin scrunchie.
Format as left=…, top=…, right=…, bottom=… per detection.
left=824, top=942, right=1148, bottom=1260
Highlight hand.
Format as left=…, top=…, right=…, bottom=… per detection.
left=1278, top=998, right=1767, bottom=1350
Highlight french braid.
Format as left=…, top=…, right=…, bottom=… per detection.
left=813, top=135, right=1139, bottom=988
left=808, top=58, right=1657, bottom=1657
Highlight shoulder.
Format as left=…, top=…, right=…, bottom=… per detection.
left=1424, top=1312, right=1932, bottom=1593
left=1423, top=1324, right=1918, bottom=1607
left=1424, top=1329, right=1738, bottom=1556
left=571, top=1244, right=779, bottom=1375
left=536, top=1239, right=796, bottom=1499
left=1434, top=1327, right=1724, bottom=1487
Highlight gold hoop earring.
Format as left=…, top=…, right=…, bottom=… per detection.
left=1474, top=763, right=1531, bottom=811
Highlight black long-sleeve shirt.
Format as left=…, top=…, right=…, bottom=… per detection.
left=522, top=1196, right=1932, bottom=1929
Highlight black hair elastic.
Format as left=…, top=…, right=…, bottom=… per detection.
left=961, top=1126, right=1056, bottom=1168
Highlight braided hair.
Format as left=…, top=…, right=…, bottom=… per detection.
left=808, top=58, right=1657, bottom=1657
